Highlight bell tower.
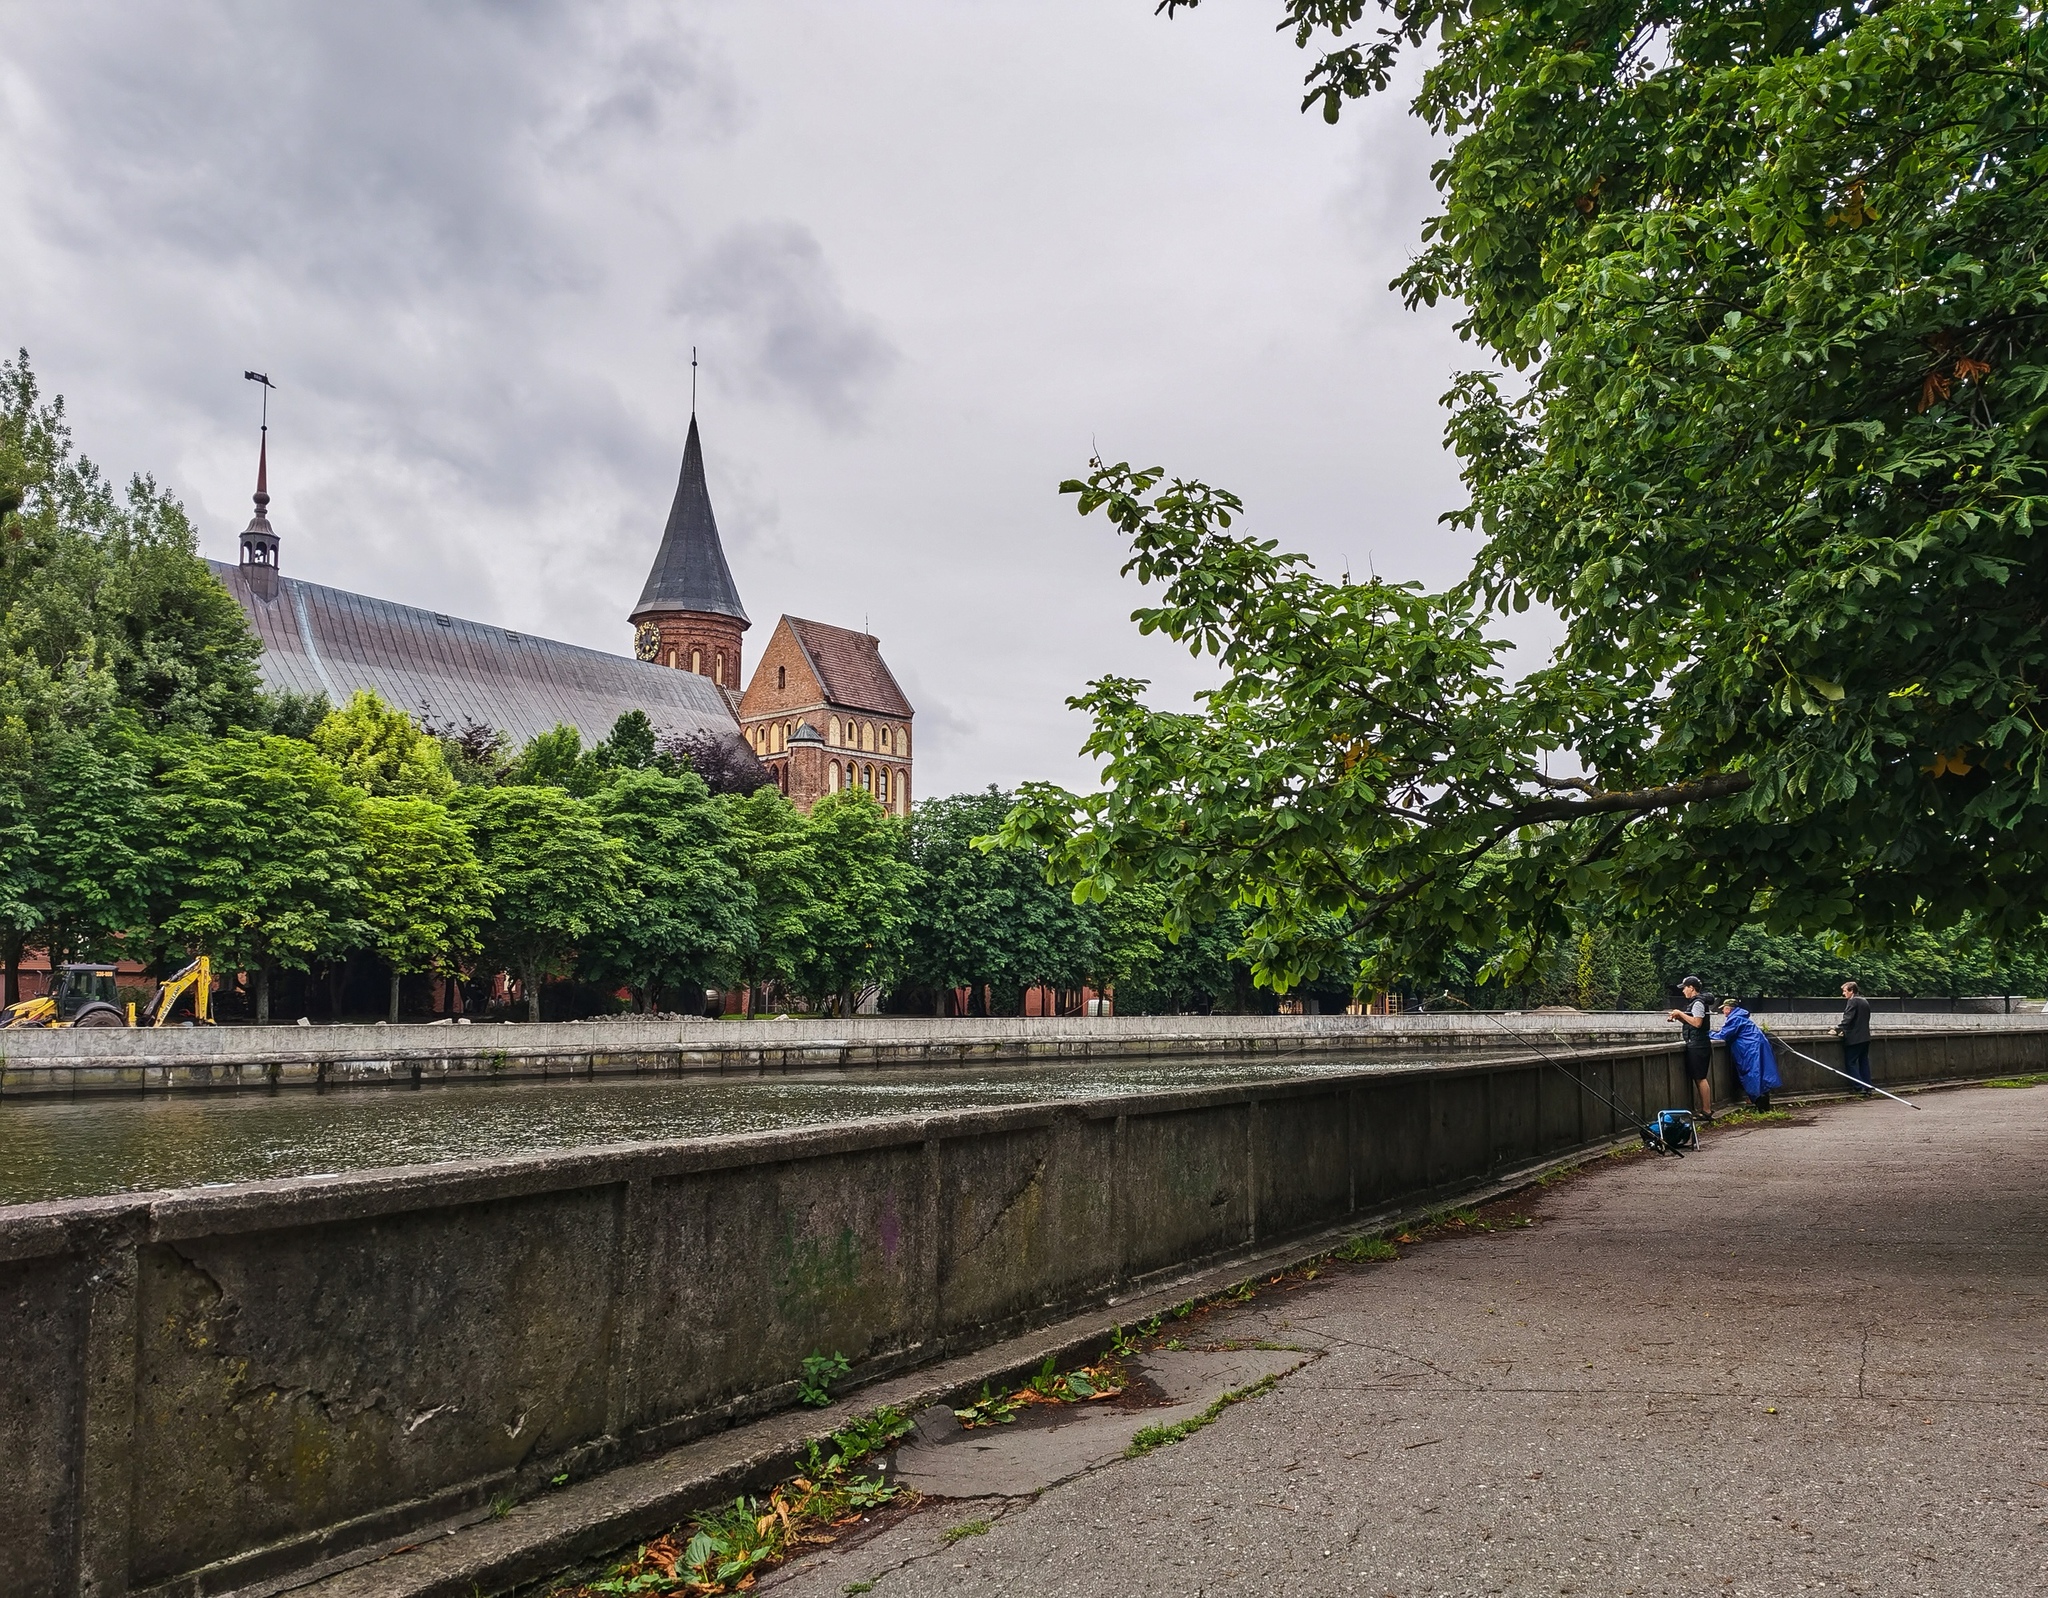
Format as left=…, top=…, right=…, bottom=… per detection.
left=239, top=429, right=279, bottom=571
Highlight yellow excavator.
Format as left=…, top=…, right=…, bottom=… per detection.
left=0, top=955, right=214, bottom=1028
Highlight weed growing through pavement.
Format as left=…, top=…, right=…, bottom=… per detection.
left=1334, top=1234, right=1400, bottom=1262
left=844, top=1585, right=874, bottom=1595
left=942, top=1519, right=992, bottom=1544
left=1988, top=1073, right=2048, bottom=1089
left=953, top=1352, right=1127, bottom=1428
left=549, top=1407, right=914, bottom=1596
left=1125, top=1373, right=1281, bottom=1456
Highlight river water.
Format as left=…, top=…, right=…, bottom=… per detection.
left=0, top=1054, right=1420, bottom=1206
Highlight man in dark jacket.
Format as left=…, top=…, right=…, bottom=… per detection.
left=1837, top=980, right=1874, bottom=1097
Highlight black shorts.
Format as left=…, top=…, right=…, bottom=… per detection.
left=1683, top=1051, right=1712, bottom=1083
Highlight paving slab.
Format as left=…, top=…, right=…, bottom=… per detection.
left=759, top=1089, right=2048, bottom=1597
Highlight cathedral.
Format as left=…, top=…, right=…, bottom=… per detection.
left=212, top=414, right=914, bottom=813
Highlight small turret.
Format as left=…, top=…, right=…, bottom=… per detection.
left=240, top=429, right=279, bottom=570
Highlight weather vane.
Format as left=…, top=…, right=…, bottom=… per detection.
left=691, top=346, right=698, bottom=414
left=244, top=369, right=275, bottom=433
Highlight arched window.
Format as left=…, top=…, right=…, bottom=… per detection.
left=714, top=650, right=725, bottom=685
left=829, top=761, right=841, bottom=792
left=690, top=648, right=702, bottom=674
left=879, top=725, right=891, bottom=754
left=780, top=723, right=790, bottom=752
left=879, top=768, right=891, bottom=804
left=829, top=717, right=841, bottom=746
left=665, top=648, right=676, bottom=669
left=900, top=725, right=910, bottom=756
left=777, top=665, right=786, bottom=690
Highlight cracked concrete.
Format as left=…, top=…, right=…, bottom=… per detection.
left=758, top=1087, right=2048, bottom=1597
left=887, top=1346, right=1316, bottom=1500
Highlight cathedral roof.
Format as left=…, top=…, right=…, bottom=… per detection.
left=210, top=561, right=738, bottom=748
left=785, top=616, right=914, bottom=718
left=630, top=414, right=749, bottom=626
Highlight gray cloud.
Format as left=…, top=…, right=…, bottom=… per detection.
left=1, top=1, right=1487, bottom=799
left=672, top=223, right=897, bottom=430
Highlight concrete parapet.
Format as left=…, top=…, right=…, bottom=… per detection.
left=4, top=1008, right=2039, bottom=1099
left=0, top=1025, right=2039, bottom=1598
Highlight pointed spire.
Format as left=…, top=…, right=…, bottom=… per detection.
left=630, top=412, right=749, bottom=625
left=240, top=425, right=280, bottom=570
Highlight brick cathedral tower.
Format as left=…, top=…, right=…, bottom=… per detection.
left=630, top=414, right=749, bottom=695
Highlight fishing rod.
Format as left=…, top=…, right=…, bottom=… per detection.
left=1433, top=992, right=1689, bottom=1154
left=1765, top=1035, right=1922, bottom=1110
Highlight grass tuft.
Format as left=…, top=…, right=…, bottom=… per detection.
left=942, top=1519, right=992, bottom=1545
left=1126, top=1373, right=1280, bottom=1457
left=1716, top=1106, right=1792, bottom=1126
left=1987, top=1073, right=2048, bottom=1089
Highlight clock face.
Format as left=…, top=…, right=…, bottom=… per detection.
left=634, top=621, right=662, bottom=662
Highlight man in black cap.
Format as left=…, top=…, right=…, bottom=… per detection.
left=1666, top=976, right=1714, bottom=1120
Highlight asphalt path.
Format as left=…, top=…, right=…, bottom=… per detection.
left=765, top=1086, right=2048, bottom=1597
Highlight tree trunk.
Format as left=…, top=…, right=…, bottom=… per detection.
left=524, top=964, right=542, bottom=1023
left=388, top=968, right=401, bottom=1024
left=745, top=971, right=757, bottom=1019
left=933, top=986, right=945, bottom=1018
left=256, top=961, right=272, bottom=1023
left=2, top=935, right=20, bottom=1008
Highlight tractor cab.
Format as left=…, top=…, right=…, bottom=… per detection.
left=0, top=962, right=132, bottom=1029
left=52, top=964, right=121, bottom=1022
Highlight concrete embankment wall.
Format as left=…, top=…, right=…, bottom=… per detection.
left=2, top=1026, right=2038, bottom=1598
left=5, top=1008, right=2038, bottom=1097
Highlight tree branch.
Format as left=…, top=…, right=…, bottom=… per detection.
left=1513, top=770, right=1752, bottom=825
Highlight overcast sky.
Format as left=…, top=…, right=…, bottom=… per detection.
left=0, top=1, right=1524, bottom=798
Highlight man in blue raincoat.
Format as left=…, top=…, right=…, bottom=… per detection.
left=1713, top=998, right=1781, bottom=1111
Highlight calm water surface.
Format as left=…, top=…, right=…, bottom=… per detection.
left=0, top=1054, right=1426, bottom=1205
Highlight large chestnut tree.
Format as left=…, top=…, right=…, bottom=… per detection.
left=1005, top=0, right=2048, bottom=991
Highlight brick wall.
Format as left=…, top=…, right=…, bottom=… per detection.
left=635, top=610, right=746, bottom=692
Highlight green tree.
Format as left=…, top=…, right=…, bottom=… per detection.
left=357, top=795, right=494, bottom=1021
left=717, top=786, right=822, bottom=1016
left=508, top=724, right=597, bottom=794
left=23, top=720, right=153, bottom=970
left=582, top=767, right=747, bottom=1011
left=0, top=776, right=40, bottom=1007
left=794, top=791, right=920, bottom=1015
left=310, top=690, right=456, bottom=798
left=1011, top=1, right=2048, bottom=992
left=155, top=734, right=368, bottom=1021
left=1, top=351, right=264, bottom=746
left=453, top=784, right=626, bottom=1021
left=904, top=788, right=1099, bottom=1014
